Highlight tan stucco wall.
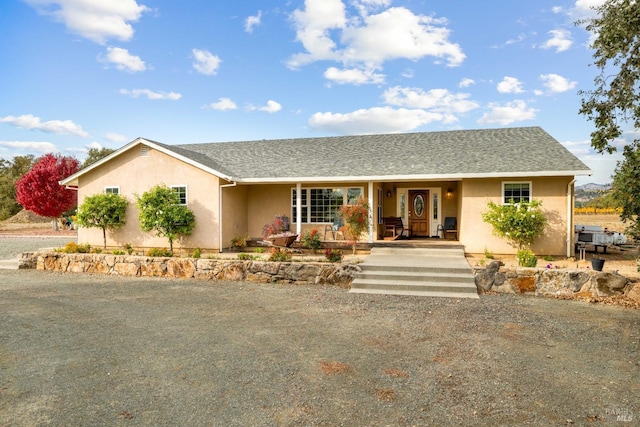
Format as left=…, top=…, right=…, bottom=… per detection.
left=221, top=184, right=248, bottom=248
left=77, top=145, right=221, bottom=250
left=460, top=177, right=573, bottom=255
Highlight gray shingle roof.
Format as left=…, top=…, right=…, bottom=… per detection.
left=158, top=126, right=591, bottom=182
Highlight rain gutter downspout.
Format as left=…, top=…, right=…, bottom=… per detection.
left=219, top=181, right=237, bottom=253
left=566, top=178, right=576, bottom=258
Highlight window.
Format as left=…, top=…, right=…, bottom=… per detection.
left=171, top=186, right=187, bottom=205
left=291, top=187, right=363, bottom=223
left=292, top=189, right=308, bottom=223
left=503, top=182, right=531, bottom=204
left=105, top=187, right=119, bottom=194
left=377, top=188, right=383, bottom=224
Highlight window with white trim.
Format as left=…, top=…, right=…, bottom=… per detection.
left=105, top=187, right=119, bottom=195
left=291, top=187, right=363, bottom=223
left=503, top=182, right=531, bottom=204
left=171, top=185, right=187, bottom=205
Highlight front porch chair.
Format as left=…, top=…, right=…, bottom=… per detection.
left=324, top=217, right=344, bottom=240
left=444, top=217, right=458, bottom=240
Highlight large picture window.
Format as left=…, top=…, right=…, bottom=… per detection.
left=503, top=182, right=531, bottom=204
left=292, top=187, right=363, bottom=223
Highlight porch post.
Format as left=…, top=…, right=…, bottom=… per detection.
left=368, top=181, right=374, bottom=243
left=296, top=182, right=302, bottom=236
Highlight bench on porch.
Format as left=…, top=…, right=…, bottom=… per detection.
left=382, top=217, right=411, bottom=240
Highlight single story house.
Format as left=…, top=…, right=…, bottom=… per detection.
left=60, top=126, right=591, bottom=256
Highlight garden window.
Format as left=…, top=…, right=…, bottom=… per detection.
left=503, top=182, right=531, bottom=204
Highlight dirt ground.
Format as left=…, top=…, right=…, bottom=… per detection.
left=1, top=270, right=638, bottom=426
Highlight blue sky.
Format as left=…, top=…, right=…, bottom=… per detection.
left=0, top=0, right=631, bottom=184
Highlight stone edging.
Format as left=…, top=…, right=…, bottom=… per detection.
left=23, top=252, right=359, bottom=287
left=474, top=261, right=638, bottom=300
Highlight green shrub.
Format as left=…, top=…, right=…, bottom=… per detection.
left=301, top=229, right=322, bottom=252
left=268, top=248, right=292, bottom=262
left=483, top=247, right=494, bottom=259
left=543, top=255, right=553, bottom=262
left=124, top=243, right=134, bottom=255
left=230, top=235, right=248, bottom=250
left=516, top=249, right=537, bottom=267
left=482, top=199, right=547, bottom=250
left=238, top=253, right=256, bottom=260
left=112, top=249, right=126, bottom=255
left=324, top=248, right=343, bottom=263
left=190, top=247, right=202, bottom=258
left=147, top=247, right=173, bottom=257
left=253, top=247, right=265, bottom=253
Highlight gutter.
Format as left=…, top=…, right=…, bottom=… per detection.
left=219, top=181, right=237, bottom=253
left=566, top=178, right=576, bottom=258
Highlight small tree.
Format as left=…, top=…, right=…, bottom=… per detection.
left=136, top=185, right=195, bottom=252
left=338, top=197, right=370, bottom=255
left=15, top=153, right=79, bottom=228
left=482, top=199, right=547, bottom=251
left=75, top=193, right=128, bottom=249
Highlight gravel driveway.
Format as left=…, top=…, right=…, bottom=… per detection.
left=1, top=265, right=638, bottom=426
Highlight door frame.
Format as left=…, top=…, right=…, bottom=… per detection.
left=398, top=187, right=442, bottom=237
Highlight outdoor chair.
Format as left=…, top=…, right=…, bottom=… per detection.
left=382, top=216, right=411, bottom=240
left=324, top=217, right=344, bottom=240
left=444, top=217, right=458, bottom=240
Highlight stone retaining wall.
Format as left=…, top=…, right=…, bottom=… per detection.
left=474, top=261, right=638, bottom=299
left=21, top=253, right=639, bottom=302
left=24, top=252, right=359, bottom=287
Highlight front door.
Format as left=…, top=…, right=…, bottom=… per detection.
left=409, top=190, right=429, bottom=237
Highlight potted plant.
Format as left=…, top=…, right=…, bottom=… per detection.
left=262, top=216, right=297, bottom=247
left=591, top=256, right=605, bottom=271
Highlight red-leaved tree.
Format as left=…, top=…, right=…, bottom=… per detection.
left=15, top=153, right=79, bottom=225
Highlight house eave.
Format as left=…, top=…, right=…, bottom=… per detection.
left=59, top=137, right=235, bottom=187
left=235, top=169, right=593, bottom=184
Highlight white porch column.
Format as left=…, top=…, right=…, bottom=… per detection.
left=368, top=181, right=374, bottom=243
left=296, top=182, right=302, bottom=236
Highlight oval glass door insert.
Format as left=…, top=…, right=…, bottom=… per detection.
left=414, top=194, right=425, bottom=217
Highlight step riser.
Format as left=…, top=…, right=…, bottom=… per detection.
left=351, top=282, right=478, bottom=294
left=370, top=248, right=464, bottom=256
left=349, top=289, right=479, bottom=298
left=355, top=273, right=475, bottom=284
left=360, top=265, right=471, bottom=274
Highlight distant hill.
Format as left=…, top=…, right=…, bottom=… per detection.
left=575, top=183, right=612, bottom=206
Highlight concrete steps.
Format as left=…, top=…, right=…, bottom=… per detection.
left=350, top=247, right=479, bottom=298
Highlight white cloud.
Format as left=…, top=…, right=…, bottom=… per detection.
left=288, top=1, right=465, bottom=72
left=119, top=89, right=182, bottom=100
left=0, top=114, right=89, bottom=137
left=101, top=47, right=146, bottom=72
left=477, top=100, right=537, bottom=125
left=309, top=106, right=454, bottom=134
left=207, top=98, right=238, bottom=111
left=539, top=73, right=577, bottom=93
left=497, top=76, right=524, bottom=94
left=245, top=10, right=262, bottom=33
left=541, top=29, right=572, bottom=52
left=323, top=66, right=385, bottom=85
left=352, top=0, right=391, bottom=16
left=257, top=100, right=282, bottom=113
left=569, top=0, right=607, bottom=19
left=459, top=78, right=475, bottom=88
left=0, top=141, right=58, bottom=154
left=192, top=49, right=221, bottom=75
left=105, top=133, right=127, bottom=143
left=24, top=0, right=148, bottom=44
left=382, top=86, right=479, bottom=114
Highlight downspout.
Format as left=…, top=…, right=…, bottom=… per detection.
left=219, top=181, right=237, bottom=253
left=368, top=181, right=374, bottom=243
left=566, top=178, right=576, bottom=258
